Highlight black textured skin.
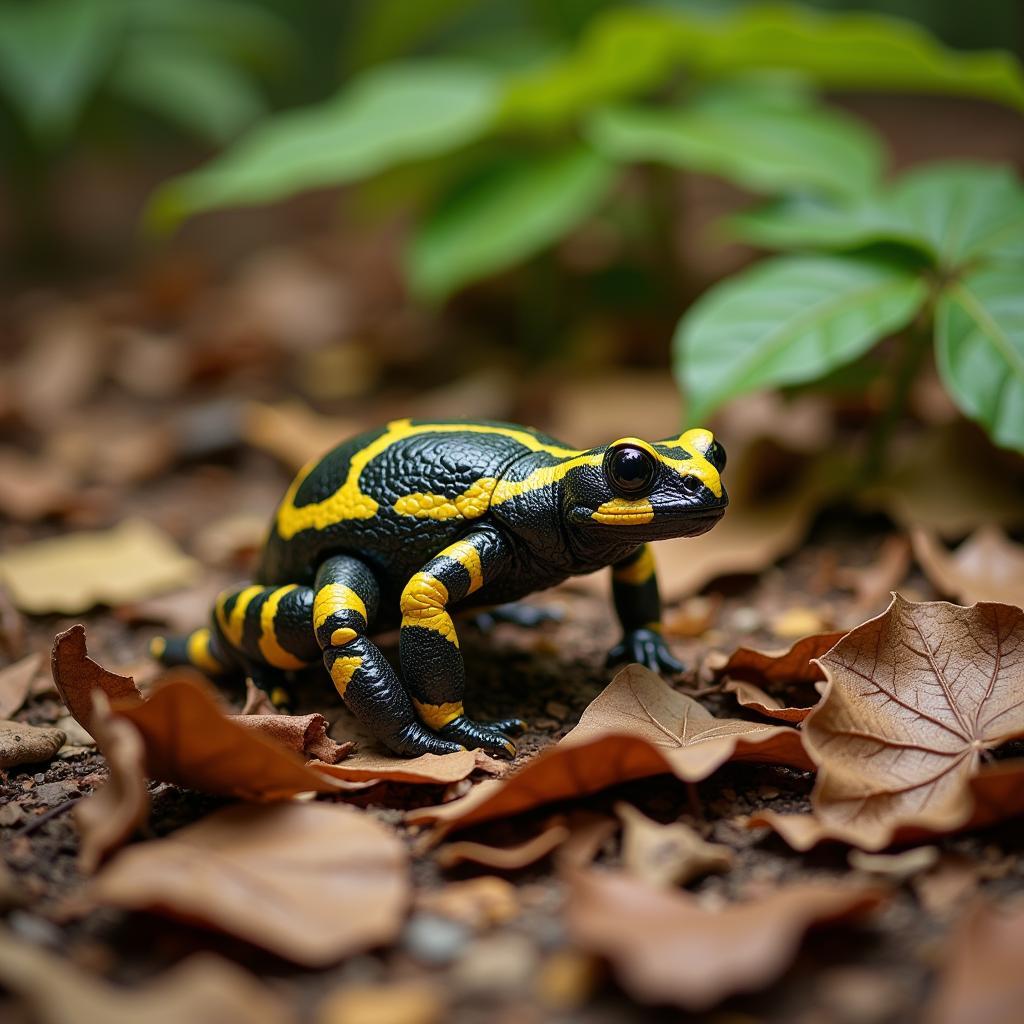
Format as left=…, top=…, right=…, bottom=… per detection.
left=154, top=418, right=728, bottom=757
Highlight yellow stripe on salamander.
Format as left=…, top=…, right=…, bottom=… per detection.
left=439, top=539, right=484, bottom=594
left=329, top=656, right=363, bottom=696
left=413, top=699, right=464, bottom=730
left=187, top=627, right=223, bottom=674
left=400, top=572, right=458, bottom=646
left=613, top=545, right=656, bottom=585
left=394, top=478, right=497, bottom=520
left=217, top=585, right=263, bottom=649
left=313, top=584, right=367, bottom=632
left=258, top=585, right=307, bottom=670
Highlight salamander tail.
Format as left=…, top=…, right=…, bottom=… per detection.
left=149, top=627, right=230, bottom=677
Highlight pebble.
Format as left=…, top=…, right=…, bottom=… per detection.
left=28, top=780, right=78, bottom=807
left=401, top=914, right=471, bottom=966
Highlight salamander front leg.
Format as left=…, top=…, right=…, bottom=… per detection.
left=400, top=531, right=525, bottom=758
left=314, top=555, right=462, bottom=756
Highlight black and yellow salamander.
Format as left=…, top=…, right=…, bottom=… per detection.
left=152, top=419, right=728, bottom=758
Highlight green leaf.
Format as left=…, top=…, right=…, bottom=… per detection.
left=586, top=88, right=882, bottom=199
left=890, top=162, right=1024, bottom=268
left=685, top=5, right=1024, bottom=112
left=405, top=145, right=615, bottom=300
left=936, top=267, right=1024, bottom=451
left=149, top=60, right=499, bottom=229
left=346, top=0, right=477, bottom=70
left=730, top=162, right=1024, bottom=269
left=674, top=254, right=927, bottom=422
left=110, top=40, right=264, bottom=144
left=0, top=0, right=118, bottom=144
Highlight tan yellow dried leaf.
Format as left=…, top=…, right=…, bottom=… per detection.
left=314, top=748, right=498, bottom=785
left=90, top=802, right=409, bottom=967
left=912, top=526, right=1024, bottom=608
left=0, top=652, right=40, bottom=718
left=567, top=870, right=885, bottom=1011
left=415, top=877, right=520, bottom=931
left=0, top=519, right=199, bottom=614
left=316, top=980, right=444, bottom=1024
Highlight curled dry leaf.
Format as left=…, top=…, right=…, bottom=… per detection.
left=0, top=652, right=40, bottom=718
left=0, top=720, right=66, bottom=768
left=714, top=631, right=841, bottom=723
left=753, top=596, right=1024, bottom=851
left=0, top=930, right=296, bottom=1024
left=51, top=624, right=142, bottom=735
left=236, top=713, right=352, bottom=765
left=314, top=748, right=498, bottom=785
left=408, top=665, right=811, bottom=833
left=567, top=870, right=885, bottom=1012
left=912, top=526, right=1024, bottom=608
left=116, top=673, right=351, bottom=800
left=75, top=692, right=149, bottom=874
left=0, top=519, right=199, bottom=614
left=436, top=823, right=572, bottom=871
left=616, top=803, right=733, bottom=888
left=90, top=802, right=409, bottom=968
left=925, top=900, right=1024, bottom=1024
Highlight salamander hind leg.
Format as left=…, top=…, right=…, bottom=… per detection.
left=400, top=532, right=526, bottom=759
left=315, top=555, right=462, bottom=757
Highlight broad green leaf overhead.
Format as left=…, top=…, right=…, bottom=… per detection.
left=675, top=255, right=927, bottom=423
left=406, top=145, right=615, bottom=301
left=0, top=0, right=117, bottom=143
left=149, top=61, right=499, bottom=229
left=587, top=89, right=882, bottom=199
left=110, top=41, right=265, bottom=144
left=936, top=267, right=1024, bottom=451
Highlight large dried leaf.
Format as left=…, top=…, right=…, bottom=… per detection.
left=115, top=673, right=350, bottom=800
left=925, top=900, right=1024, bottom=1024
left=408, top=665, right=811, bottom=833
left=75, top=693, right=149, bottom=874
left=0, top=519, right=199, bottom=614
left=567, top=870, right=884, bottom=1011
left=90, top=802, right=408, bottom=967
left=912, top=527, right=1024, bottom=608
left=714, top=631, right=840, bottom=722
left=314, top=748, right=497, bottom=785
left=51, top=624, right=142, bottom=735
left=0, top=929, right=296, bottom=1024
left=0, top=652, right=40, bottom=718
left=758, top=596, right=1024, bottom=850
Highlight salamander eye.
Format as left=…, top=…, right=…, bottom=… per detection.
left=604, top=445, right=658, bottom=498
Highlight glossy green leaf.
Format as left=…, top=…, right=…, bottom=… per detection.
left=406, top=145, right=615, bottom=300
left=675, top=254, right=927, bottom=422
left=0, top=0, right=118, bottom=143
left=149, top=61, right=499, bottom=229
left=936, top=267, right=1024, bottom=451
left=587, top=89, right=882, bottom=199
left=110, top=41, right=264, bottom=144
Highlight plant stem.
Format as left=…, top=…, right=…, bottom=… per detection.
left=862, top=316, right=932, bottom=480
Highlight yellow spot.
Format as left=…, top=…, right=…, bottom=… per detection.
left=275, top=420, right=582, bottom=540
left=613, top=545, right=656, bottom=585
left=258, top=585, right=307, bottom=670
left=330, top=626, right=357, bottom=646
left=592, top=498, right=655, bottom=524
left=394, top=478, right=497, bottom=520
left=187, top=627, right=222, bottom=675
left=413, top=699, right=463, bottom=730
left=440, top=539, right=483, bottom=594
left=149, top=636, right=166, bottom=660
left=656, top=428, right=722, bottom=497
left=216, top=584, right=263, bottom=649
left=270, top=686, right=290, bottom=708
left=330, top=656, right=363, bottom=697
left=491, top=453, right=603, bottom=505
left=314, top=583, right=366, bottom=632
left=400, top=572, right=458, bottom=646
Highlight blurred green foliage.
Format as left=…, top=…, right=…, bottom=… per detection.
left=679, top=163, right=1024, bottom=451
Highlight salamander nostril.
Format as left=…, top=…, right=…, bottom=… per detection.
left=681, top=475, right=703, bottom=496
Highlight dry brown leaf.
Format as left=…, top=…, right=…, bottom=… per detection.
left=751, top=596, right=1024, bottom=850
left=0, top=720, right=66, bottom=768
left=836, top=535, right=912, bottom=613
left=912, top=527, right=1024, bottom=608
left=553, top=811, right=620, bottom=871
left=116, top=673, right=350, bottom=799
left=847, top=845, right=939, bottom=882
left=567, top=870, right=885, bottom=1011
left=913, top=854, right=981, bottom=917
left=241, top=677, right=277, bottom=715
left=0, top=519, right=199, bottom=614
left=925, top=900, right=1024, bottom=1024
left=408, top=665, right=811, bottom=833
left=90, top=802, right=409, bottom=967
left=314, top=748, right=497, bottom=785
left=0, top=929, right=296, bottom=1024
left=715, top=631, right=841, bottom=723
left=616, top=803, right=733, bottom=887
left=244, top=400, right=364, bottom=471
left=316, top=980, right=444, bottom=1024
left=235, top=712, right=352, bottom=764
left=436, top=824, right=572, bottom=870
left=0, top=447, right=76, bottom=521
left=75, top=692, right=149, bottom=874
left=0, top=652, right=40, bottom=718
left=0, top=584, right=26, bottom=660
left=415, top=877, right=520, bottom=931
left=51, top=624, right=142, bottom=735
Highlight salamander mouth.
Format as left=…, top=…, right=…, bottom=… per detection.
left=570, top=504, right=726, bottom=533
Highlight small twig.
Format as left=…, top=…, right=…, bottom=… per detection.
left=14, top=792, right=82, bottom=838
